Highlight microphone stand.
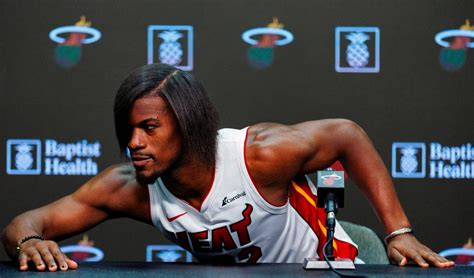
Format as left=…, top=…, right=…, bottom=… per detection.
left=324, top=192, right=337, bottom=261
left=303, top=171, right=355, bottom=271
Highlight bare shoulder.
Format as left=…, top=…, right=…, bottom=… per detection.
left=244, top=120, right=362, bottom=204
left=73, top=163, right=151, bottom=223
left=246, top=119, right=362, bottom=183
left=245, top=123, right=312, bottom=185
left=247, top=119, right=358, bottom=146
left=292, top=118, right=364, bottom=137
left=247, top=122, right=312, bottom=158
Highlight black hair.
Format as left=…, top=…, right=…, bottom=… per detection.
left=114, top=63, right=219, bottom=166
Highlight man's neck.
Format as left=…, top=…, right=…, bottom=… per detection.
left=161, top=156, right=215, bottom=210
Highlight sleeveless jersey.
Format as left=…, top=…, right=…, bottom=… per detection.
left=148, top=127, right=358, bottom=263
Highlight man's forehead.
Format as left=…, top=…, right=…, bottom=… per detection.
left=129, top=96, right=170, bottom=124
left=132, top=96, right=169, bottom=112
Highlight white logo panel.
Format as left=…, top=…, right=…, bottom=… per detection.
left=147, top=25, right=194, bottom=71
left=6, top=139, right=42, bottom=175
left=392, top=142, right=426, bottom=178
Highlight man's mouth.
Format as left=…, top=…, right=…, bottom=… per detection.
left=131, top=155, right=153, bottom=167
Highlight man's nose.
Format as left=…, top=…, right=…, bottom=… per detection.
left=128, top=129, right=146, bottom=150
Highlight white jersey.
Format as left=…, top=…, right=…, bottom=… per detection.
left=148, top=128, right=358, bottom=263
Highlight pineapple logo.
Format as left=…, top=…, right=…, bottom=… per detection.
left=392, top=142, right=426, bottom=178
left=148, top=25, right=194, bottom=71
left=400, top=147, right=418, bottom=174
left=14, top=144, right=34, bottom=171
left=435, top=19, right=474, bottom=72
left=335, top=27, right=380, bottom=73
left=158, top=31, right=184, bottom=66
left=49, top=16, right=102, bottom=68
left=345, top=32, right=370, bottom=68
left=6, top=139, right=42, bottom=175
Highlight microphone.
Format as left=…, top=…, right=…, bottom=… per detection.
left=316, top=170, right=345, bottom=211
left=317, top=170, right=345, bottom=261
left=303, top=170, right=355, bottom=271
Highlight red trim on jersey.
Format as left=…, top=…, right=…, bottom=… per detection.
left=288, top=176, right=358, bottom=261
left=243, top=127, right=285, bottom=207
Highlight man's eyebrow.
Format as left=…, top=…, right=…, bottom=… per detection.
left=137, top=118, right=160, bottom=125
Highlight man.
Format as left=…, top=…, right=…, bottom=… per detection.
left=2, top=64, right=454, bottom=271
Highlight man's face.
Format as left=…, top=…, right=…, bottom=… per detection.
left=128, top=96, right=183, bottom=185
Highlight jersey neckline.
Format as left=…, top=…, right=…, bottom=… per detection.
left=157, top=160, right=220, bottom=213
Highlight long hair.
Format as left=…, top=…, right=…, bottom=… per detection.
left=114, top=64, right=219, bottom=166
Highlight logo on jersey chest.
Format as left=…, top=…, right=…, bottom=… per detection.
left=165, top=203, right=262, bottom=263
left=222, top=191, right=246, bottom=206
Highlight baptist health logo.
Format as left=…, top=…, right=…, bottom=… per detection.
left=335, top=27, right=380, bottom=73
left=392, top=142, right=474, bottom=179
left=148, top=25, right=193, bottom=71
left=6, top=139, right=101, bottom=176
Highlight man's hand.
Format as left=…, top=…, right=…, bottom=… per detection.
left=387, top=234, right=455, bottom=268
left=17, top=239, right=78, bottom=271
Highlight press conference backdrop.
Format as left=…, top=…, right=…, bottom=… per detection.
left=1, top=0, right=473, bottom=263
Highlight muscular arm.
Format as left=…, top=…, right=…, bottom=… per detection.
left=1, top=163, right=150, bottom=271
left=246, top=119, right=454, bottom=267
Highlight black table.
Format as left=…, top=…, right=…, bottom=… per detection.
left=0, top=262, right=473, bottom=277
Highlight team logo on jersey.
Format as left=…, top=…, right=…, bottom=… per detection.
left=335, top=26, right=380, bottom=73
left=147, top=25, right=194, bottom=71
left=222, top=191, right=246, bottom=206
left=435, top=19, right=474, bottom=72
left=49, top=16, right=102, bottom=68
left=164, top=203, right=262, bottom=263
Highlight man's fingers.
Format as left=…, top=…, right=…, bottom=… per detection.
left=28, top=250, right=46, bottom=271
left=49, top=245, right=68, bottom=271
left=395, top=244, right=429, bottom=268
left=412, top=254, right=429, bottom=268
left=18, top=252, right=29, bottom=271
left=64, top=254, right=78, bottom=269
left=389, top=248, right=407, bottom=266
left=65, top=258, right=78, bottom=269
left=387, top=235, right=455, bottom=268
left=421, top=251, right=455, bottom=268
left=38, top=247, right=58, bottom=272
left=16, top=240, right=77, bottom=272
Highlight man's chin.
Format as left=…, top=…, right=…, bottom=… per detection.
left=135, top=172, right=159, bottom=186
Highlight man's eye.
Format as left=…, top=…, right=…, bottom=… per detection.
left=145, top=125, right=156, bottom=131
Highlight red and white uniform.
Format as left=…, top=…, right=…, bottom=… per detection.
left=148, top=128, right=358, bottom=263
